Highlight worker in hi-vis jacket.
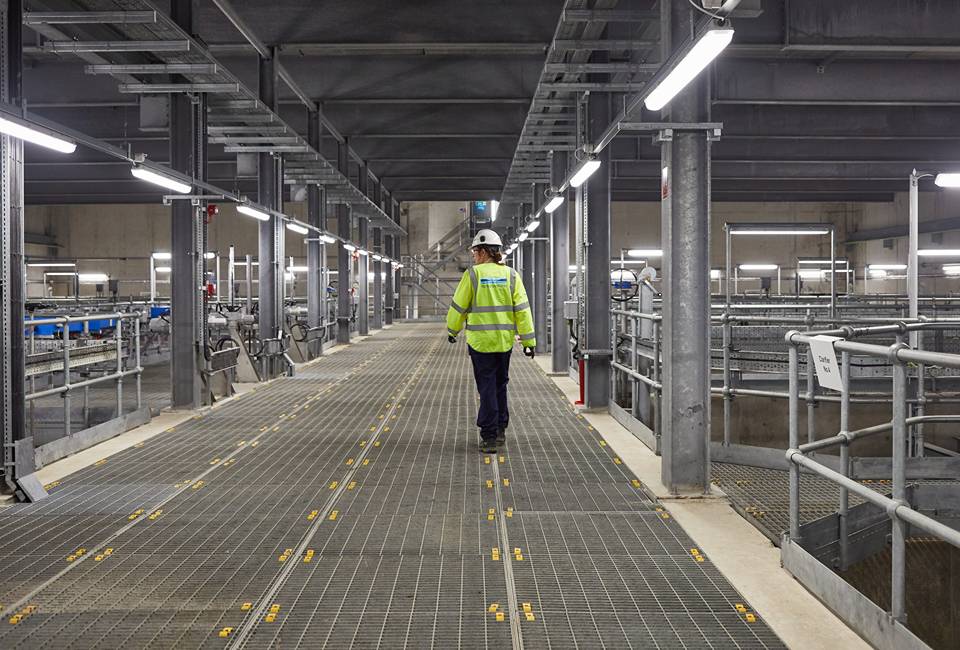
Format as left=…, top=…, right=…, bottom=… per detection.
left=446, top=229, right=536, bottom=453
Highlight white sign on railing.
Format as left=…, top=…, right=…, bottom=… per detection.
left=809, top=335, right=843, bottom=391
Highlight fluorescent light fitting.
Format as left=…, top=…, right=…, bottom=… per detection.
left=611, top=260, right=646, bottom=265
left=628, top=249, right=662, bottom=258
left=78, top=273, right=109, bottom=283
left=868, top=269, right=889, bottom=279
left=27, top=262, right=75, bottom=268
left=155, top=266, right=172, bottom=273
left=131, top=165, right=191, bottom=194
left=204, top=252, right=216, bottom=260
left=644, top=26, right=735, bottom=111
left=237, top=205, right=270, bottom=221
left=799, top=259, right=846, bottom=265
left=285, top=222, right=309, bottom=235
left=319, top=234, right=336, bottom=244
left=44, top=272, right=78, bottom=277
left=919, top=249, right=960, bottom=257
left=868, top=263, right=907, bottom=270
left=152, top=252, right=172, bottom=260
left=525, top=219, right=541, bottom=232
left=286, top=265, right=308, bottom=273
left=739, top=264, right=778, bottom=271
left=710, top=269, right=722, bottom=280
left=518, top=231, right=529, bottom=242
left=569, top=158, right=601, bottom=188
left=358, top=249, right=369, bottom=256
left=934, top=173, right=960, bottom=188
left=544, top=196, right=564, bottom=214
left=490, top=200, right=499, bottom=222
left=0, top=115, right=76, bottom=153
left=731, top=229, right=829, bottom=236
left=372, top=254, right=383, bottom=261
left=797, top=270, right=824, bottom=280
left=943, top=264, right=960, bottom=275
left=343, top=243, right=356, bottom=252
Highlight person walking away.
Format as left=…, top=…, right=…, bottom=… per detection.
left=446, top=229, right=536, bottom=453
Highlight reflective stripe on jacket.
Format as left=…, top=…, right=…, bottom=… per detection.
left=446, top=262, right=536, bottom=353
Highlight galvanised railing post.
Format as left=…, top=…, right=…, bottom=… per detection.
left=890, top=342, right=909, bottom=623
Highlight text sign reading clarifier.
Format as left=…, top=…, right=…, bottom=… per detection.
left=809, top=335, right=843, bottom=391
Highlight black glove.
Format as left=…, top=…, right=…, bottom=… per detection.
left=448, top=335, right=457, bottom=344
left=523, top=346, right=535, bottom=358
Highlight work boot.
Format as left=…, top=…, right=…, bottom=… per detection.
left=495, top=428, right=506, bottom=446
left=479, top=439, right=498, bottom=454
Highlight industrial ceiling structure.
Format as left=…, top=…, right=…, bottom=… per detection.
left=17, top=0, right=960, bottom=207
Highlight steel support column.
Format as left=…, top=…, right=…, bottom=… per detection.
left=257, top=47, right=283, bottom=376
left=583, top=90, right=611, bottom=408
left=532, top=183, right=548, bottom=353
left=393, top=200, right=402, bottom=318
left=384, top=231, right=394, bottom=325
left=1, top=0, right=26, bottom=491
left=659, top=0, right=711, bottom=493
left=357, top=165, right=370, bottom=336
left=336, top=139, right=351, bottom=344
left=521, top=200, right=534, bottom=311
left=170, top=0, right=203, bottom=407
left=372, top=226, right=383, bottom=330
left=550, top=150, right=570, bottom=373
left=306, top=109, right=324, bottom=357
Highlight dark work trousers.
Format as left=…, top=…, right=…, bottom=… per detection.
left=468, top=346, right=512, bottom=441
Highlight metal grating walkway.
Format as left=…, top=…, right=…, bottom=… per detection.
left=0, top=323, right=783, bottom=648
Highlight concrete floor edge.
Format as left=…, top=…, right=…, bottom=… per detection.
left=533, top=356, right=871, bottom=650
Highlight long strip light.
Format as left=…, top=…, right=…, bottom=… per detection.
left=544, top=195, right=564, bottom=214
left=0, top=115, right=76, bottom=153
left=943, top=264, right=960, bottom=276
left=919, top=249, right=960, bottom=257
left=644, top=25, right=735, bottom=111
left=739, top=263, right=778, bottom=271
left=518, top=231, right=529, bottom=242
left=152, top=252, right=172, bottom=260
left=342, top=243, right=356, bottom=252
left=319, top=234, right=336, bottom=244
left=27, top=262, right=75, bottom=268
left=868, top=263, right=907, bottom=270
left=237, top=204, right=270, bottom=221
left=525, top=219, right=541, bottom=233
left=797, top=270, right=825, bottom=280
left=935, top=173, right=960, bottom=188
left=155, top=266, right=172, bottom=273
left=287, top=265, right=309, bottom=273
left=730, top=229, right=829, bottom=236
left=285, top=222, right=309, bottom=235
left=628, top=249, right=662, bottom=257
left=78, top=273, right=109, bottom=283
left=131, top=165, right=191, bottom=194
left=569, top=158, right=601, bottom=188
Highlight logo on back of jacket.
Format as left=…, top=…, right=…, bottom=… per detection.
left=480, top=277, right=508, bottom=286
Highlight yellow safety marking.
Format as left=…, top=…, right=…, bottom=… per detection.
left=587, top=426, right=594, bottom=431
left=104, top=548, right=113, bottom=556
left=734, top=603, right=746, bottom=614
left=304, top=549, right=315, bottom=563
left=251, top=441, right=259, bottom=447
left=514, top=548, right=524, bottom=561
left=148, top=509, right=163, bottom=520
left=522, top=603, right=532, bottom=613
left=264, top=614, right=276, bottom=623
left=487, top=508, right=495, bottom=521
left=278, top=547, right=293, bottom=562
left=488, top=603, right=499, bottom=613
left=329, top=510, right=339, bottom=521
left=384, top=427, right=390, bottom=432
left=485, top=480, right=493, bottom=489
left=613, top=457, right=622, bottom=465
left=270, top=604, right=281, bottom=614
left=378, top=415, right=384, bottom=420
left=347, top=481, right=358, bottom=491
left=237, top=440, right=246, bottom=446
left=43, top=480, right=61, bottom=490
left=745, top=613, right=756, bottom=623
left=94, top=459, right=108, bottom=466
left=128, top=508, right=145, bottom=521
left=484, top=456, right=491, bottom=464
left=525, top=612, right=536, bottom=621
left=218, top=627, right=234, bottom=638
left=506, top=507, right=513, bottom=518
left=690, top=548, right=700, bottom=556
left=241, top=602, right=252, bottom=611
left=502, top=478, right=509, bottom=487
left=362, top=459, right=370, bottom=466
left=192, top=480, right=205, bottom=490
left=495, top=612, right=505, bottom=622
left=359, top=440, right=367, bottom=447
left=374, top=441, right=381, bottom=447
left=491, top=548, right=500, bottom=561
left=329, top=481, right=339, bottom=489
left=307, top=510, right=319, bottom=521
left=369, top=427, right=376, bottom=433
left=599, top=441, right=607, bottom=447
left=499, top=456, right=505, bottom=464
left=223, top=458, right=236, bottom=467
left=134, top=442, right=145, bottom=448
left=94, top=554, right=104, bottom=561
left=209, top=457, right=221, bottom=465
left=272, top=426, right=280, bottom=432
left=346, top=458, right=354, bottom=466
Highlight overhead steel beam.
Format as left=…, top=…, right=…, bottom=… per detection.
left=562, top=9, right=658, bottom=22
left=209, top=0, right=269, bottom=57
left=85, top=63, right=216, bottom=74
left=119, top=82, right=239, bottom=93
left=319, top=97, right=530, bottom=105
left=208, top=42, right=548, bottom=56
left=553, top=39, right=655, bottom=50
left=542, top=62, right=659, bottom=74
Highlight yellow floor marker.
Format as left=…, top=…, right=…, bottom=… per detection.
left=746, top=613, right=756, bottom=623
left=495, top=612, right=505, bottom=622
left=329, top=510, right=339, bottom=521
left=241, top=602, right=252, bottom=611
left=218, top=627, right=233, bottom=638
left=491, top=548, right=500, bottom=561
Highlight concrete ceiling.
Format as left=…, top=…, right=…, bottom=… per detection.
left=18, top=0, right=960, bottom=205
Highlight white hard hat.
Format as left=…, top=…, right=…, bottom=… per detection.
left=472, top=229, right=503, bottom=248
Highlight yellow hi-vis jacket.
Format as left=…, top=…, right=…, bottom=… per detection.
left=446, top=262, right=536, bottom=353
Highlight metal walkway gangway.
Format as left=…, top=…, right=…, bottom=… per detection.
left=0, top=323, right=782, bottom=648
